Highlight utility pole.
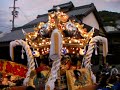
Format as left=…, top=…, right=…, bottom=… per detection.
left=9, top=0, right=19, bottom=30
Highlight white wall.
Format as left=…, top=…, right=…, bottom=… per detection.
left=83, top=12, right=99, bottom=30
left=104, top=26, right=117, bottom=32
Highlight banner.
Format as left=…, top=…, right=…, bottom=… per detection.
left=0, top=60, right=27, bottom=77
left=66, top=68, right=92, bottom=90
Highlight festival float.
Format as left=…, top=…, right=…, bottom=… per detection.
left=10, top=7, right=108, bottom=90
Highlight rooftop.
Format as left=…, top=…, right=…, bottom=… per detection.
left=0, top=2, right=103, bottom=43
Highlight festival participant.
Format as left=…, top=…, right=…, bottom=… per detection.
left=115, top=74, right=120, bottom=90
left=70, top=56, right=81, bottom=70
left=8, top=75, right=16, bottom=86
left=97, top=74, right=109, bottom=90
left=110, top=65, right=119, bottom=76
left=2, top=77, right=9, bottom=86
left=106, top=75, right=118, bottom=90
left=60, top=55, right=71, bottom=75
left=36, top=60, right=50, bottom=73
left=102, top=63, right=111, bottom=76
left=33, top=72, right=46, bottom=90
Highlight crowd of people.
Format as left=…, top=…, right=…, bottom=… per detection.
left=96, top=63, right=120, bottom=90
left=0, top=54, right=120, bottom=90
left=0, top=74, right=24, bottom=89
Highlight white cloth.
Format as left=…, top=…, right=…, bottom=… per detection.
left=111, top=68, right=118, bottom=75
left=91, top=74, right=96, bottom=84
left=49, top=29, right=62, bottom=60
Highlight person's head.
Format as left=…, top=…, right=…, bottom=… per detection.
left=64, top=55, right=71, bottom=60
left=61, top=55, right=71, bottom=65
left=71, top=56, right=79, bottom=66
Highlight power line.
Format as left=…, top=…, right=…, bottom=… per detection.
left=19, top=8, right=30, bottom=22
left=0, top=26, right=11, bottom=28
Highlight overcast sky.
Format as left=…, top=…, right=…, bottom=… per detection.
left=0, top=0, right=120, bottom=32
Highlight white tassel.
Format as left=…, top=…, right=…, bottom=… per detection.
left=95, top=44, right=98, bottom=55
left=21, top=48, right=24, bottom=59
left=21, top=54, right=24, bottom=59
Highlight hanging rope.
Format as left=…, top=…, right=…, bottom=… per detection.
left=83, top=36, right=108, bottom=69
left=45, top=29, right=62, bottom=90
left=10, top=39, right=35, bottom=86
left=82, top=36, right=108, bottom=83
